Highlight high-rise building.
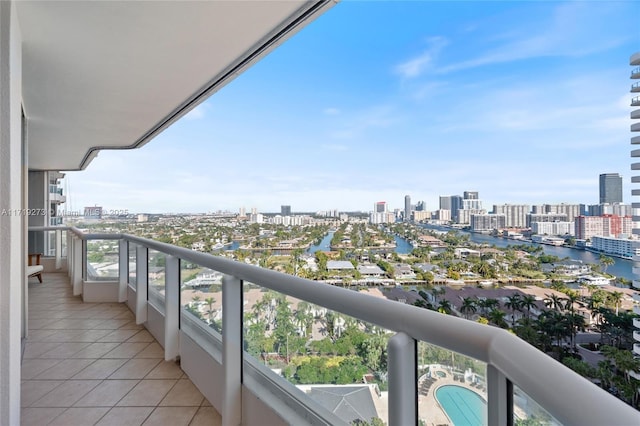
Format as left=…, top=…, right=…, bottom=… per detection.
left=439, top=196, right=452, bottom=210
left=575, top=215, right=632, bottom=240
left=493, top=204, right=530, bottom=228
left=281, top=205, right=291, bottom=216
left=404, top=195, right=411, bottom=222
left=599, top=173, right=623, bottom=204
left=463, top=191, right=478, bottom=200
left=374, top=201, right=387, bottom=213
left=629, top=51, right=640, bottom=372
left=470, top=214, right=505, bottom=231
left=415, top=201, right=426, bottom=211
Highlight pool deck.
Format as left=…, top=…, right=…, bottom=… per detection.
left=418, top=368, right=486, bottom=426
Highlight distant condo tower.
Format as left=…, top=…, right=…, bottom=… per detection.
left=281, top=205, right=291, bottom=216
left=404, top=195, right=411, bottom=222
left=599, top=173, right=623, bottom=204
left=374, top=201, right=387, bottom=213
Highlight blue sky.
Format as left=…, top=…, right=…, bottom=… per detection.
left=67, top=1, right=640, bottom=214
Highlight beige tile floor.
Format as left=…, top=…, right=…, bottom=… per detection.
left=22, top=273, right=221, bottom=426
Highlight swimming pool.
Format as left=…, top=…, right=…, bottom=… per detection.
left=435, top=385, right=486, bottom=426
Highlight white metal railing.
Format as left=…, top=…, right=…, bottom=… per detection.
left=28, top=226, right=640, bottom=426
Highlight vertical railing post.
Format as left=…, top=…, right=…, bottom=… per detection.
left=118, top=239, right=128, bottom=303
left=164, top=255, right=180, bottom=361
left=487, top=364, right=511, bottom=426
left=55, top=229, right=62, bottom=270
left=67, top=229, right=73, bottom=278
left=222, top=275, right=242, bottom=426
left=135, top=245, right=148, bottom=325
left=72, top=236, right=83, bottom=296
left=388, top=332, right=417, bottom=426
left=67, top=231, right=73, bottom=279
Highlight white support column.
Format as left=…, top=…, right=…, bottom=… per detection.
left=0, top=2, right=23, bottom=423
left=164, top=256, right=180, bottom=361
left=222, top=275, right=242, bottom=426
left=55, top=229, right=62, bottom=270
left=388, top=332, right=417, bottom=426
left=487, top=364, right=510, bottom=426
left=67, top=231, right=72, bottom=279
left=118, top=239, right=127, bottom=303
left=135, top=245, right=148, bottom=325
left=72, top=237, right=82, bottom=296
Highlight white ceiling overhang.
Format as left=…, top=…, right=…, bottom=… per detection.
left=17, top=0, right=336, bottom=171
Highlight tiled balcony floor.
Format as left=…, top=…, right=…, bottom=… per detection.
left=22, top=273, right=221, bottom=426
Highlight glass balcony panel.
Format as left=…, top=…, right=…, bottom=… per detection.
left=148, top=249, right=166, bottom=313
left=128, top=243, right=137, bottom=289
left=60, top=230, right=67, bottom=257
left=45, top=230, right=56, bottom=257
left=513, top=384, right=561, bottom=425
left=86, top=239, right=119, bottom=281
left=243, top=282, right=390, bottom=426
left=180, top=261, right=223, bottom=337
left=417, top=341, right=487, bottom=426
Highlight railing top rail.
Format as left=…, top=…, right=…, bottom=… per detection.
left=28, top=226, right=640, bottom=424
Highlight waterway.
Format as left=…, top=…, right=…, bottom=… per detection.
left=307, top=232, right=334, bottom=253
left=394, top=235, right=413, bottom=254
left=422, top=224, right=633, bottom=281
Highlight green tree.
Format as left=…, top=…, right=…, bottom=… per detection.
left=459, top=297, right=477, bottom=320
left=599, top=254, right=615, bottom=274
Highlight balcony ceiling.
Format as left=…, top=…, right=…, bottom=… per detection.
left=18, top=1, right=333, bottom=171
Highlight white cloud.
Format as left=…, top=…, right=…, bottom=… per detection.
left=394, top=36, right=448, bottom=79
left=438, top=2, right=630, bottom=74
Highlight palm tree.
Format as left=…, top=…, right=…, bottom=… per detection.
left=204, top=296, right=216, bottom=321
left=544, top=293, right=566, bottom=312
left=478, top=298, right=500, bottom=316
left=599, top=255, right=615, bottom=274
left=487, top=309, right=508, bottom=328
left=504, top=294, right=523, bottom=328
left=607, top=291, right=624, bottom=316
left=437, top=300, right=452, bottom=315
left=520, top=294, right=537, bottom=319
left=459, top=297, right=477, bottom=320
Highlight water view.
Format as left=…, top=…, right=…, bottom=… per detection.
left=422, top=224, right=633, bottom=281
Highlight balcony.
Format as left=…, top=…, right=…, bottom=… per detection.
left=632, top=67, right=640, bottom=79
left=23, top=272, right=221, bottom=426
left=633, top=82, right=640, bottom=93
left=634, top=317, right=640, bottom=329
left=632, top=52, right=640, bottom=66
left=632, top=96, right=640, bottom=107
left=635, top=344, right=640, bottom=356
left=24, top=226, right=640, bottom=426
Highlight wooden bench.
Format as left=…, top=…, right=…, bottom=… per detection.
left=27, top=253, right=44, bottom=283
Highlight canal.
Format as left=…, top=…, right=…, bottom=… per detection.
left=422, top=224, right=633, bottom=281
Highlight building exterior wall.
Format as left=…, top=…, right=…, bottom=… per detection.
left=531, top=221, right=574, bottom=236
left=526, top=213, right=568, bottom=227
left=591, top=236, right=640, bottom=258
left=493, top=204, right=530, bottom=227
left=470, top=214, right=506, bottom=231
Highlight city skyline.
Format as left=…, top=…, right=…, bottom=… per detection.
left=64, top=1, right=640, bottom=213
